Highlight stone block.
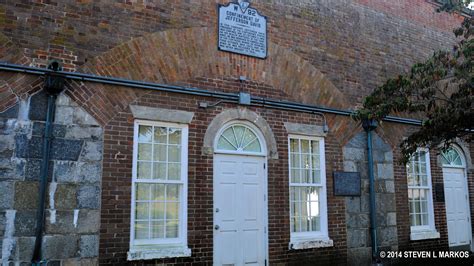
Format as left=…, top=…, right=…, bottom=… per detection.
left=0, top=181, right=15, bottom=209
left=14, top=135, right=43, bottom=159
left=14, top=211, right=37, bottom=236
left=0, top=134, right=15, bottom=157
left=14, top=182, right=39, bottom=210
left=376, top=193, right=396, bottom=212
left=384, top=152, right=393, bottom=162
left=32, top=122, right=66, bottom=138
left=344, top=132, right=366, bottom=149
left=347, top=229, right=368, bottom=248
left=343, top=147, right=366, bottom=161
left=42, top=235, right=79, bottom=259
left=29, top=91, right=48, bottom=121
left=376, top=163, right=394, bottom=179
left=15, top=237, right=35, bottom=261
left=77, top=185, right=100, bottom=209
left=54, top=161, right=78, bottom=183
left=73, top=108, right=99, bottom=126
left=53, top=184, right=77, bottom=210
left=0, top=104, right=19, bottom=119
left=77, top=210, right=100, bottom=234
left=343, top=161, right=357, bottom=172
left=79, top=142, right=103, bottom=162
left=378, top=226, right=398, bottom=247
left=385, top=180, right=395, bottom=193
left=387, top=212, right=397, bottom=226
left=65, top=126, right=102, bottom=141
left=372, top=133, right=391, bottom=152
left=79, top=235, right=99, bottom=258
left=345, top=197, right=360, bottom=213
left=62, top=258, right=98, bottom=266
left=51, top=138, right=84, bottom=161
left=25, top=159, right=53, bottom=182
left=347, top=247, right=371, bottom=266
left=76, top=162, right=101, bottom=184
left=55, top=106, right=74, bottom=125
left=0, top=158, right=25, bottom=181
left=45, top=210, right=100, bottom=235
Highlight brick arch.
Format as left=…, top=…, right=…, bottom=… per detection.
left=70, top=27, right=355, bottom=135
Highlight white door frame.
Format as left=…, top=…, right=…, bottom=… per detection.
left=212, top=121, right=269, bottom=266
left=441, top=146, right=473, bottom=251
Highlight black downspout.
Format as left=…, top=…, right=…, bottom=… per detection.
left=362, top=118, right=379, bottom=263
left=32, top=62, right=65, bottom=264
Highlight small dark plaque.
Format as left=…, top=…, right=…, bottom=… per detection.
left=333, top=171, right=361, bottom=196
left=434, top=183, right=445, bottom=202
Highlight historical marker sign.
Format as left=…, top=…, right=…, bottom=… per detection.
left=218, top=1, right=267, bottom=59
left=333, top=172, right=361, bottom=196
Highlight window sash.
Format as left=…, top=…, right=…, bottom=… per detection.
left=131, top=120, right=188, bottom=247
left=288, top=135, right=328, bottom=241
left=407, top=149, right=435, bottom=232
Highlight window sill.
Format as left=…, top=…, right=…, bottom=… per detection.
left=410, top=230, right=440, bottom=241
left=127, top=245, right=191, bottom=261
left=289, top=238, right=334, bottom=250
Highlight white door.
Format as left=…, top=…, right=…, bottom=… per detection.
left=214, top=154, right=267, bottom=266
left=443, top=167, right=471, bottom=247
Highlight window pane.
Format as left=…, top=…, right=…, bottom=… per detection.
left=291, top=154, right=300, bottom=168
left=166, top=202, right=180, bottom=220
left=153, top=163, right=166, bottom=180
left=311, top=155, right=320, bottom=169
left=168, top=163, right=181, bottom=180
left=151, top=220, right=165, bottom=238
left=290, top=139, right=299, bottom=153
left=311, top=140, right=319, bottom=155
left=421, top=213, right=428, bottom=226
left=217, top=137, right=236, bottom=151
left=168, top=146, right=181, bottom=162
left=138, top=162, right=152, bottom=179
left=302, top=154, right=311, bottom=169
left=290, top=168, right=300, bottom=183
left=166, top=220, right=179, bottom=238
left=222, top=127, right=237, bottom=148
left=153, top=144, right=166, bottom=162
left=301, top=140, right=310, bottom=153
left=136, top=202, right=149, bottom=220
left=300, top=216, right=309, bottom=232
left=312, top=170, right=321, bottom=184
left=244, top=139, right=261, bottom=152
left=310, top=216, right=320, bottom=231
left=168, top=128, right=181, bottom=145
left=233, top=126, right=245, bottom=147
left=138, top=144, right=152, bottom=160
left=154, top=127, right=167, bottom=144
left=151, top=202, right=165, bottom=220
left=301, top=169, right=310, bottom=183
left=135, top=221, right=149, bottom=239
left=151, top=184, right=165, bottom=201
left=167, top=184, right=180, bottom=201
left=138, top=125, right=153, bottom=143
left=136, top=184, right=150, bottom=200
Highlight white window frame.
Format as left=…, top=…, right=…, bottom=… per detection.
left=130, top=120, right=189, bottom=249
left=288, top=135, right=329, bottom=245
left=407, top=149, right=439, bottom=240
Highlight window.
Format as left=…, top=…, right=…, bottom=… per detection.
left=441, top=147, right=464, bottom=167
left=288, top=135, right=329, bottom=244
left=406, top=149, right=439, bottom=240
left=215, top=123, right=264, bottom=155
left=130, top=120, right=188, bottom=250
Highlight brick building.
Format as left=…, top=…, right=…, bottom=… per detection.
left=0, top=0, right=472, bottom=265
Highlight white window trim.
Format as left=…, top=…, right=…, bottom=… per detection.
left=287, top=134, right=332, bottom=249
left=128, top=120, right=190, bottom=260
left=408, top=148, right=440, bottom=241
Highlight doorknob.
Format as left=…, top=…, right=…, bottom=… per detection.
left=214, top=225, right=220, bottom=230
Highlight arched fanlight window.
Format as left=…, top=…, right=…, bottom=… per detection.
left=441, top=148, right=464, bottom=167
left=216, top=124, right=262, bottom=153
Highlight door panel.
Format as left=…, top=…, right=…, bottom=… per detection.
left=443, top=168, right=471, bottom=247
left=214, top=154, right=266, bottom=266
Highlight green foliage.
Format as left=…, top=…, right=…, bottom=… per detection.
left=354, top=10, right=473, bottom=164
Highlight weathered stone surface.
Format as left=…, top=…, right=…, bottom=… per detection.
left=55, top=106, right=75, bottom=125
left=0, top=134, right=15, bottom=157
left=76, top=210, right=100, bottom=234
left=385, top=180, right=395, bottom=193
left=62, top=258, right=98, bottom=266
left=376, top=163, right=394, bottom=179
left=64, top=126, right=102, bottom=141
left=387, top=212, right=397, bottom=226
left=79, top=235, right=99, bottom=258
left=31, top=122, right=66, bottom=138
left=45, top=210, right=101, bottom=235
left=0, top=158, right=25, bottom=181
left=0, top=181, right=15, bottom=209
left=25, top=159, right=53, bottom=181
left=376, top=193, right=396, bottom=212
left=343, top=161, right=357, bottom=172
left=343, top=148, right=366, bottom=161
left=79, top=142, right=102, bottom=162
left=378, top=226, right=398, bottom=247
left=51, top=139, right=84, bottom=161
left=0, top=104, right=19, bottom=119
left=42, top=235, right=79, bottom=259
left=283, top=122, right=327, bottom=137
left=53, top=184, right=77, bottom=210
left=347, top=229, right=368, bottom=248
left=345, top=197, right=361, bottom=213
left=77, top=185, right=100, bottom=209
left=347, top=247, right=371, bottom=266
left=14, top=182, right=39, bottom=210
left=345, top=132, right=366, bottom=149
left=130, top=105, right=194, bottom=124
left=28, top=91, right=48, bottom=121
left=15, top=237, right=35, bottom=261
left=14, top=211, right=37, bottom=236
left=54, top=161, right=78, bottom=183
left=15, top=135, right=42, bottom=159
left=73, top=108, right=99, bottom=126
left=76, top=162, right=101, bottom=184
